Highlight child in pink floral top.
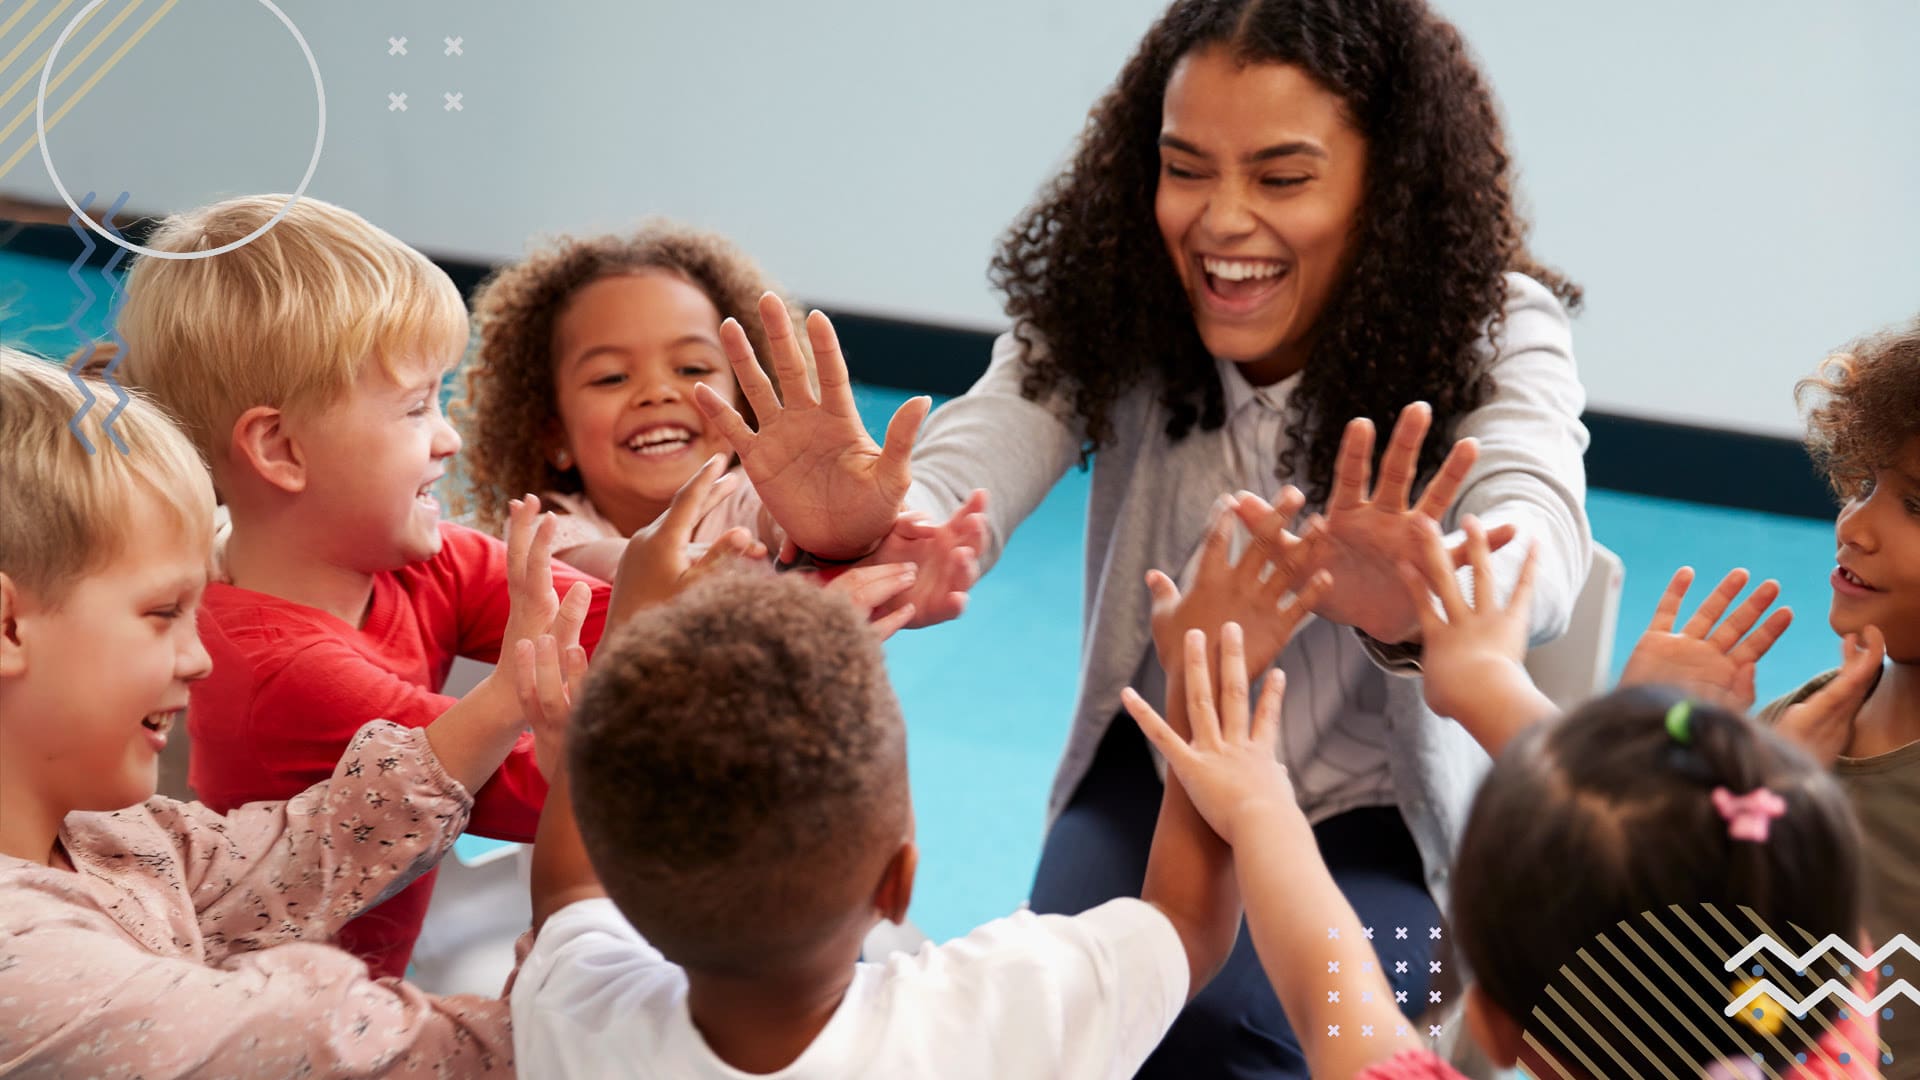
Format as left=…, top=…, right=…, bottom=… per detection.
left=0, top=351, right=590, bottom=1077
left=1119, top=513, right=1888, bottom=1078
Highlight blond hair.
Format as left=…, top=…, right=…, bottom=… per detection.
left=0, top=347, right=215, bottom=605
left=118, top=195, right=469, bottom=483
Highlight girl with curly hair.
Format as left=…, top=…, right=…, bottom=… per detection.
left=1759, top=318, right=1920, bottom=1078
left=696, top=2, right=1590, bottom=1073
left=453, top=222, right=987, bottom=626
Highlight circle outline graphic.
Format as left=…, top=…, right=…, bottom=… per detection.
left=36, top=0, right=327, bottom=260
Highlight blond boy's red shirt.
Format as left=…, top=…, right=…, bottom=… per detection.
left=186, top=521, right=611, bottom=979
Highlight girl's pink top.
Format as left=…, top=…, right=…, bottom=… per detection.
left=0, top=721, right=513, bottom=1078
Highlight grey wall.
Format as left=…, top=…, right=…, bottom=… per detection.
left=4, top=0, right=1915, bottom=436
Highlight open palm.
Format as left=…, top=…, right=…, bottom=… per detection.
left=1238, top=402, right=1513, bottom=644
left=694, top=293, right=930, bottom=561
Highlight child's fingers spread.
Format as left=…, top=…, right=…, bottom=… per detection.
left=1727, top=603, right=1793, bottom=666
left=1648, top=566, right=1694, bottom=633
left=512, top=639, right=538, bottom=714
left=535, top=635, right=570, bottom=725
left=1217, top=622, right=1251, bottom=739
left=1419, top=522, right=1468, bottom=619
left=1506, top=541, right=1541, bottom=620
left=1273, top=570, right=1332, bottom=644
left=807, top=308, right=856, bottom=407
left=1711, top=579, right=1781, bottom=651
left=718, top=316, right=782, bottom=420
left=1680, top=568, right=1750, bottom=639
left=869, top=602, right=916, bottom=640
left=1200, top=504, right=1234, bottom=575
left=1183, top=629, right=1222, bottom=743
left=1121, top=687, right=1186, bottom=761
left=554, top=581, right=594, bottom=647
left=878, top=396, right=933, bottom=489
left=763, top=298, right=819, bottom=409
left=694, top=382, right=759, bottom=455
left=659, top=456, right=730, bottom=541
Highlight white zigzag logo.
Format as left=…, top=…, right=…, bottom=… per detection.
left=1722, top=933, right=1918, bottom=1018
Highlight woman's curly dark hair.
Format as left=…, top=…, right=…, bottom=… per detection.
left=1796, top=319, right=1920, bottom=500
left=991, top=0, right=1580, bottom=506
left=451, top=221, right=798, bottom=534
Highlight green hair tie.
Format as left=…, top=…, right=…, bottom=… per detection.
left=1665, top=700, right=1694, bottom=745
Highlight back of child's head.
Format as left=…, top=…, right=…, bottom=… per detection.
left=455, top=220, right=797, bottom=534
left=118, top=195, right=468, bottom=484
left=1451, top=686, right=1863, bottom=1075
left=0, top=347, right=214, bottom=604
left=568, top=570, right=908, bottom=974
left=1797, top=317, right=1920, bottom=502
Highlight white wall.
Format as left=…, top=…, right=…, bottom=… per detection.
left=4, top=0, right=1915, bottom=436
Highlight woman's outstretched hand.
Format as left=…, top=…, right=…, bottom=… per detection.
left=1233, top=401, right=1515, bottom=645
left=694, top=293, right=931, bottom=562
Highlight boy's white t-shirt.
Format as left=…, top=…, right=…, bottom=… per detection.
left=511, top=897, right=1188, bottom=1079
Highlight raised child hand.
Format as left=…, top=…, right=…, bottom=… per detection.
left=1776, top=626, right=1885, bottom=765
left=822, top=562, right=921, bottom=640
left=1237, top=402, right=1516, bottom=645
left=1618, top=567, right=1792, bottom=713
left=1149, top=493, right=1332, bottom=680
left=1399, top=515, right=1550, bottom=754
left=502, top=494, right=595, bottom=666
left=693, top=293, right=929, bottom=561
left=1121, top=622, right=1296, bottom=847
left=513, top=634, right=589, bottom=783
left=609, top=455, right=768, bottom=624
left=855, top=489, right=988, bottom=629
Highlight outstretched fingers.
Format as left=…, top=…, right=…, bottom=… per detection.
left=1372, top=402, right=1432, bottom=512
left=716, top=315, right=783, bottom=423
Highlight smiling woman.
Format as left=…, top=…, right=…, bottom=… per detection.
left=687, top=1, right=1595, bottom=1077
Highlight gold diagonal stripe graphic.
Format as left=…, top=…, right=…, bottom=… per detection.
left=0, top=0, right=97, bottom=121
left=1575, top=942, right=1693, bottom=1073
left=1537, top=988, right=1638, bottom=1080
left=1556, top=966, right=1675, bottom=1079
left=1519, top=1031, right=1582, bottom=1080
left=1623, top=914, right=1786, bottom=1078
left=0, top=0, right=145, bottom=148
left=1593, top=931, right=1751, bottom=1074
left=0, top=0, right=79, bottom=99
left=1702, top=904, right=1845, bottom=1072
left=0, top=1, right=51, bottom=59
left=0, top=0, right=177, bottom=185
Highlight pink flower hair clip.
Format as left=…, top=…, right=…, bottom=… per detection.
left=1711, top=786, right=1788, bottom=843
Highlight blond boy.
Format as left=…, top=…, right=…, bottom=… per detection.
left=119, top=196, right=614, bottom=978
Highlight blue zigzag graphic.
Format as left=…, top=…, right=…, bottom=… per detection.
left=63, top=192, right=100, bottom=455
left=96, top=192, right=133, bottom=454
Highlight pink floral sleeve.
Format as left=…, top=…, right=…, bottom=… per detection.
left=0, top=926, right=511, bottom=1077
left=155, top=720, right=470, bottom=960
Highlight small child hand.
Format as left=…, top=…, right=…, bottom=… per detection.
left=503, top=494, right=595, bottom=664
left=611, top=455, right=768, bottom=622
left=1398, top=515, right=1538, bottom=722
left=513, top=633, right=589, bottom=783
left=1149, top=494, right=1332, bottom=680
left=823, top=562, right=920, bottom=639
left=1618, top=567, right=1792, bottom=713
left=846, top=489, right=989, bottom=630
left=1121, top=622, right=1296, bottom=847
left=1777, top=626, right=1885, bottom=765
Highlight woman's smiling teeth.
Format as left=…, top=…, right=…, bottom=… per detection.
left=1202, top=256, right=1286, bottom=282
left=627, top=425, right=696, bottom=457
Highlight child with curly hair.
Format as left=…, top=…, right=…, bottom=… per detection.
left=456, top=220, right=987, bottom=626
left=1758, top=320, right=1920, bottom=1076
